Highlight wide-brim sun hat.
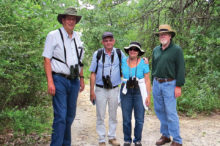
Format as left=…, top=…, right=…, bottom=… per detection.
left=57, top=7, right=82, bottom=24
left=124, top=41, right=145, bottom=56
left=154, top=24, right=176, bottom=38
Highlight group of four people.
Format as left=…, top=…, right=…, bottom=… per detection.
left=42, top=7, right=185, bottom=146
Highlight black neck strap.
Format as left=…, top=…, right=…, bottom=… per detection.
left=73, top=38, right=83, bottom=67
left=58, top=28, right=68, bottom=67
left=53, top=29, right=83, bottom=68
left=102, top=49, right=114, bottom=78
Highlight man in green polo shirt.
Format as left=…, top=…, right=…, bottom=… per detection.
left=152, top=24, right=185, bottom=146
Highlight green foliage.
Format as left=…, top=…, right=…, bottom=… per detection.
left=0, top=106, right=52, bottom=135
left=0, top=0, right=46, bottom=110
left=79, top=0, right=220, bottom=116
left=0, top=1, right=219, bottom=143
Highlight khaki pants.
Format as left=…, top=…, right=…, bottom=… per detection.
left=95, top=86, right=119, bottom=142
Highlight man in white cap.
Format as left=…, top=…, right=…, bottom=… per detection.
left=42, top=7, right=85, bottom=146
left=152, top=24, right=185, bottom=146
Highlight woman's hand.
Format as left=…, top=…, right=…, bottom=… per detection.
left=145, top=96, right=151, bottom=107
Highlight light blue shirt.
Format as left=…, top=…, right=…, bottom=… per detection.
left=121, top=57, right=150, bottom=80
left=42, top=27, right=84, bottom=75
left=90, top=48, right=126, bottom=86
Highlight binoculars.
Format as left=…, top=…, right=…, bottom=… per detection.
left=70, top=65, right=79, bottom=79
left=102, top=75, right=113, bottom=89
left=126, top=77, right=139, bottom=89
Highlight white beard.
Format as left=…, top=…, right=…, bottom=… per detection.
left=160, top=39, right=168, bottom=45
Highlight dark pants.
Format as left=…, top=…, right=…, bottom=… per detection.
left=50, top=74, right=80, bottom=146
left=120, top=85, right=145, bottom=143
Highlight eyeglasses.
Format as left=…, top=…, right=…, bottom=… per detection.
left=129, top=47, right=139, bottom=52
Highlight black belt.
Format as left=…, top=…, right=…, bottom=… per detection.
left=52, top=72, right=74, bottom=80
left=155, top=77, right=174, bottom=83
left=96, top=84, right=118, bottom=89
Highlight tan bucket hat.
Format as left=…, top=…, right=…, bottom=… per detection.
left=57, top=7, right=82, bottom=24
left=154, top=24, right=176, bottom=38
left=124, top=42, right=145, bottom=56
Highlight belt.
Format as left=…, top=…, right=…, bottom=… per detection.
left=155, top=77, right=174, bottom=83
left=52, top=72, right=73, bottom=80
left=96, top=84, right=118, bottom=89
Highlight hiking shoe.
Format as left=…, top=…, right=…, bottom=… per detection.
left=99, top=142, right=106, bottom=146
left=156, top=135, right=171, bottom=145
left=109, top=138, right=120, bottom=146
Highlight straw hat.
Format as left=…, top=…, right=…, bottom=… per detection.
left=124, top=42, right=145, bottom=56
left=154, top=24, right=176, bottom=38
left=57, top=7, right=82, bottom=24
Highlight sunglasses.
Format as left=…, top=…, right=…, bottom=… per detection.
left=129, top=47, right=139, bottom=52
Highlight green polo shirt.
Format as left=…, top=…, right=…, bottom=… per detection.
left=152, top=41, right=185, bottom=86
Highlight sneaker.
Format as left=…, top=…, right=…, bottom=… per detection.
left=99, top=142, right=106, bottom=146
left=135, top=141, right=142, bottom=146
left=109, top=138, right=120, bottom=146
left=123, top=141, right=131, bottom=146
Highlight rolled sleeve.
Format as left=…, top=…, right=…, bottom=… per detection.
left=89, top=51, right=98, bottom=73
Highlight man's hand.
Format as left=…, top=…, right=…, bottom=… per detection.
left=143, top=57, right=149, bottom=64
left=80, top=78, right=85, bottom=92
left=48, top=81, right=56, bottom=96
left=90, top=90, right=96, bottom=102
left=44, top=58, right=55, bottom=96
left=175, top=86, right=182, bottom=98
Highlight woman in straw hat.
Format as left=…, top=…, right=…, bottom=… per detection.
left=120, top=42, right=151, bottom=146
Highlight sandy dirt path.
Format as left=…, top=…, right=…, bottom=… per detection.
left=67, top=85, right=220, bottom=146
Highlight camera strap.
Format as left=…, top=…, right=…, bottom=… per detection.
left=102, top=49, right=114, bottom=78
left=52, top=29, right=84, bottom=68
left=95, top=48, right=122, bottom=76
left=128, top=57, right=138, bottom=78
left=73, top=38, right=84, bottom=67
left=52, top=29, right=68, bottom=67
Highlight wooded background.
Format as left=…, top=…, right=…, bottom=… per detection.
left=0, top=0, right=219, bottom=144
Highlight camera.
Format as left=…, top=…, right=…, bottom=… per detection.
left=126, top=77, right=139, bottom=89
left=70, top=65, right=79, bottom=79
left=102, top=75, right=113, bottom=89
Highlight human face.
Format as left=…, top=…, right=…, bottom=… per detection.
left=102, top=37, right=115, bottom=50
left=159, top=32, right=171, bottom=46
left=62, top=15, right=76, bottom=32
left=128, top=47, right=139, bottom=58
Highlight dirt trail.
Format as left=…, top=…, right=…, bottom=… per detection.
left=64, top=85, right=220, bottom=146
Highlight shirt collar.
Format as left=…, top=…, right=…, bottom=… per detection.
left=60, top=27, right=75, bottom=39
left=103, top=47, right=115, bottom=55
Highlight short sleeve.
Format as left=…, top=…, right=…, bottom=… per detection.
left=143, top=59, right=150, bottom=74
left=121, top=51, right=126, bottom=59
left=89, top=51, right=98, bottom=72
left=42, top=32, right=57, bottom=59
